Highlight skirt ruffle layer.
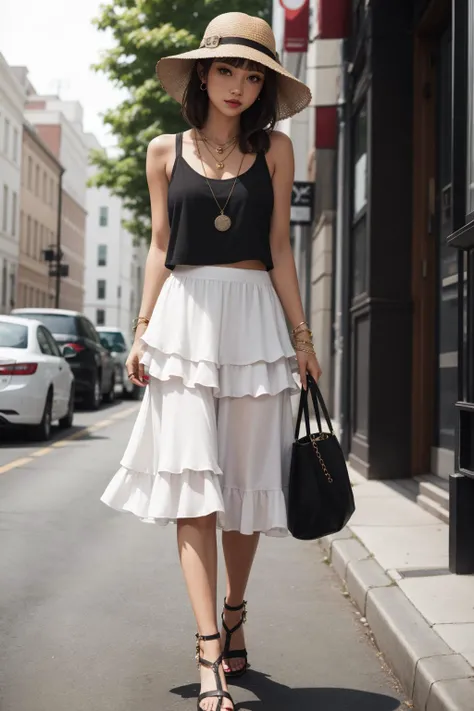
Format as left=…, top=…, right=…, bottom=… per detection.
left=100, top=267, right=296, bottom=537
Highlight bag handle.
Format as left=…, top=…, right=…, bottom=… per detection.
left=294, top=375, right=334, bottom=440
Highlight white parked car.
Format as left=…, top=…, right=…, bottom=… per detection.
left=96, top=327, right=143, bottom=400
left=0, top=315, right=75, bottom=441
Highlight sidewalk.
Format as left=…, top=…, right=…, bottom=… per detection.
left=320, top=464, right=474, bottom=711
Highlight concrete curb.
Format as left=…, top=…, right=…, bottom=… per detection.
left=320, top=531, right=474, bottom=711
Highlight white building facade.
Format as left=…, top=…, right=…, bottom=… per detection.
left=84, top=134, right=147, bottom=340
left=0, top=54, right=24, bottom=314
left=272, top=0, right=342, bottom=406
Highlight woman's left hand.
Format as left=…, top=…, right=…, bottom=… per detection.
left=296, top=351, right=322, bottom=391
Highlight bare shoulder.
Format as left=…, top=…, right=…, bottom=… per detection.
left=268, top=130, right=294, bottom=156
left=147, top=133, right=175, bottom=160
left=266, top=130, right=294, bottom=178
left=147, top=134, right=177, bottom=180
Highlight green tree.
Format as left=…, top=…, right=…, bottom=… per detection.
left=91, top=0, right=272, bottom=242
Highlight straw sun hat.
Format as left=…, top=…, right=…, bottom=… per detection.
left=156, top=12, right=311, bottom=121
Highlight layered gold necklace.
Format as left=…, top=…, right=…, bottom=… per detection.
left=194, top=129, right=245, bottom=232
left=197, top=130, right=238, bottom=170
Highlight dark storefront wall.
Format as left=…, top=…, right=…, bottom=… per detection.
left=344, top=0, right=414, bottom=479
left=343, top=0, right=466, bottom=483
left=339, top=0, right=474, bottom=570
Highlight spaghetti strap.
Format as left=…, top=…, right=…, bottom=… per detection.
left=169, top=133, right=183, bottom=183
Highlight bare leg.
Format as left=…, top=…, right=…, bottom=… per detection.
left=221, top=531, right=260, bottom=673
left=177, top=514, right=233, bottom=711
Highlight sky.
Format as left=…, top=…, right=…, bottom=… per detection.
left=0, top=0, right=126, bottom=148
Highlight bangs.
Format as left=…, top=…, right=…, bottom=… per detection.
left=215, top=57, right=266, bottom=73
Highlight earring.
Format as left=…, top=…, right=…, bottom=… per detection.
left=200, top=82, right=207, bottom=91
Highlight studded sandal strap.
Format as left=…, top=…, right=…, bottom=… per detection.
left=223, top=598, right=246, bottom=612
left=222, top=599, right=247, bottom=654
left=198, top=690, right=234, bottom=711
left=223, top=649, right=248, bottom=660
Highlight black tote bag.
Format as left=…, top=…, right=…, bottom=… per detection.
left=288, top=375, right=355, bottom=540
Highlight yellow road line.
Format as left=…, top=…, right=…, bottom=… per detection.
left=32, top=447, right=54, bottom=457
left=0, top=404, right=138, bottom=474
left=89, top=418, right=114, bottom=431
left=111, top=405, right=140, bottom=420
left=0, top=456, right=32, bottom=474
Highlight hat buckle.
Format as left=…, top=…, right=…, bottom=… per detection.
left=201, top=35, right=221, bottom=49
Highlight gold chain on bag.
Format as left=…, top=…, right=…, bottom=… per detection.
left=310, top=435, right=333, bottom=484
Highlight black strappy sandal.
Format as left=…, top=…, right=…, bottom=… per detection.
left=221, top=598, right=249, bottom=678
left=195, top=632, right=234, bottom=711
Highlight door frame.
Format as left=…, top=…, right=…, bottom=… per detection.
left=411, top=0, right=452, bottom=477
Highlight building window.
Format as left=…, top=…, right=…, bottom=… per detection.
left=13, top=128, right=18, bottom=163
left=96, top=308, right=106, bottom=326
left=33, top=220, right=38, bottom=259
left=99, top=206, right=108, bottom=226
left=97, top=279, right=106, bottom=299
left=12, top=192, right=17, bottom=236
left=351, top=101, right=368, bottom=298
left=43, top=171, right=47, bottom=201
left=35, top=165, right=40, bottom=196
left=3, top=118, right=9, bottom=156
left=26, top=216, right=31, bottom=255
left=468, top=0, right=474, bottom=215
left=27, top=156, right=32, bottom=190
left=10, top=268, right=16, bottom=308
left=1, top=260, right=7, bottom=307
left=97, top=244, right=107, bottom=266
left=50, top=177, right=54, bottom=205
left=2, top=185, right=8, bottom=232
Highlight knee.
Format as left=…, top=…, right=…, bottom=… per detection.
left=177, top=513, right=217, bottom=531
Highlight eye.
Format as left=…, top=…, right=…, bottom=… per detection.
left=218, top=67, right=232, bottom=76
left=248, top=74, right=263, bottom=84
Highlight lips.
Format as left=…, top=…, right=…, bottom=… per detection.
left=224, top=99, right=242, bottom=108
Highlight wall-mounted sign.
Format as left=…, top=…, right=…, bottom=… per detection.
left=291, top=181, right=314, bottom=224
left=317, top=0, right=351, bottom=39
left=280, top=0, right=310, bottom=53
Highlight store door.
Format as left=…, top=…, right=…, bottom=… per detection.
left=432, top=25, right=457, bottom=478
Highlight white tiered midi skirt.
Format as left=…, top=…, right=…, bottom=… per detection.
left=100, top=266, right=299, bottom=537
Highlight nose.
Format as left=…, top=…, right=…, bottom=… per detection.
left=231, top=85, right=243, bottom=96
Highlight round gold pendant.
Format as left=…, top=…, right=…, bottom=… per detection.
left=215, top=214, right=232, bottom=232
left=216, top=162, right=224, bottom=170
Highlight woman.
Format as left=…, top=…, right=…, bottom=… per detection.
left=100, top=12, right=322, bottom=711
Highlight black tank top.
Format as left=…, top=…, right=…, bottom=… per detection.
left=165, top=133, right=274, bottom=271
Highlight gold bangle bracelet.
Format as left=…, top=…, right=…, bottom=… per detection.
left=295, top=345, right=316, bottom=354
left=292, top=320, right=308, bottom=333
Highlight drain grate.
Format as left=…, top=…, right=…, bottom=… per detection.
left=396, top=567, right=451, bottom=579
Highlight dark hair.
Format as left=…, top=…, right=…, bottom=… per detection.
left=181, top=57, right=278, bottom=154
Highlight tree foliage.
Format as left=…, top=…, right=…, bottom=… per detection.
left=91, top=0, right=272, bottom=241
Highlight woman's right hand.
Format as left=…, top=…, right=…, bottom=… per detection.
left=126, top=327, right=148, bottom=387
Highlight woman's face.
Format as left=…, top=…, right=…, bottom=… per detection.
left=203, top=61, right=265, bottom=117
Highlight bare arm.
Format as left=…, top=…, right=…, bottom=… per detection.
left=135, top=135, right=173, bottom=331
left=126, top=134, right=173, bottom=384
left=268, top=132, right=322, bottom=387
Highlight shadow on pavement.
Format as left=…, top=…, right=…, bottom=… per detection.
left=171, top=669, right=403, bottom=710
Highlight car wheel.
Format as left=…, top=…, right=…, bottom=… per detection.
left=59, top=386, right=75, bottom=429
left=30, top=391, right=53, bottom=442
left=103, top=373, right=115, bottom=404
left=85, top=372, right=102, bottom=410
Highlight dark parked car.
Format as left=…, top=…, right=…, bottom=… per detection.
left=12, top=308, right=116, bottom=410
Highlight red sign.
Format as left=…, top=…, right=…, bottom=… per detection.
left=315, top=106, right=338, bottom=149
left=317, top=0, right=351, bottom=40
left=282, top=0, right=310, bottom=53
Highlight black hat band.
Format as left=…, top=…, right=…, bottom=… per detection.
left=200, top=35, right=276, bottom=61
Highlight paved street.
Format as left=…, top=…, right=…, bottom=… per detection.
left=1, top=399, right=408, bottom=711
